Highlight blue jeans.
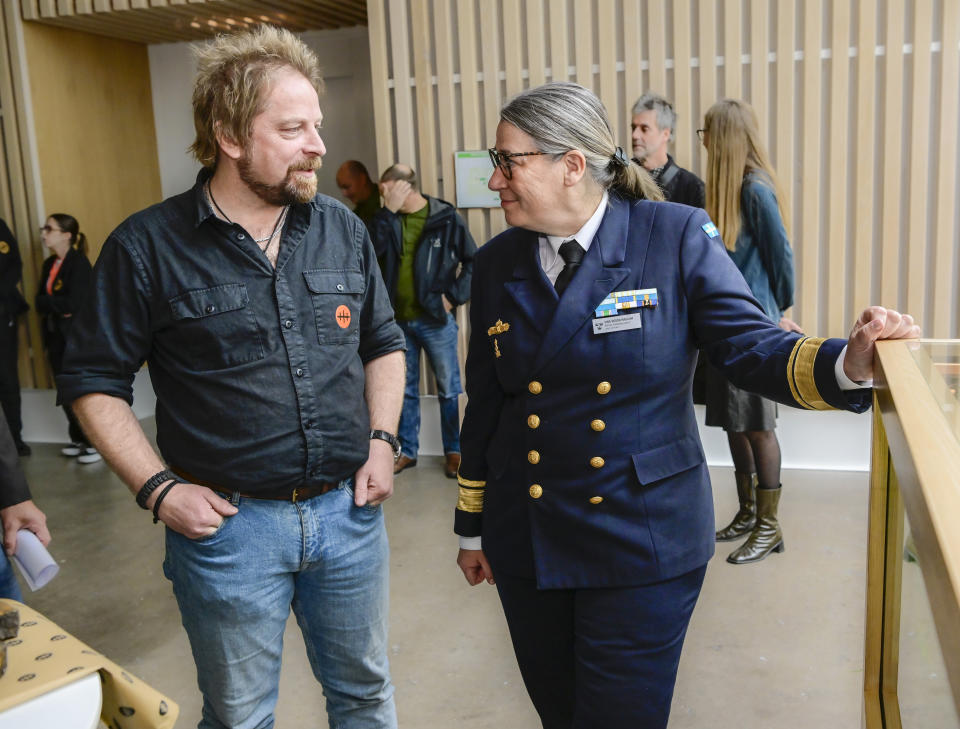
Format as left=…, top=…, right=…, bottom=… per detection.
left=398, top=314, right=462, bottom=457
left=0, top=547, right=22, bottom=601
left=163, top=480, right=396, bottom=729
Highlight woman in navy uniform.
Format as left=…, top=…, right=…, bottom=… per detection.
left=453, top=82, right=918, bottom=729
left=36, top=214, right=99, bottom=463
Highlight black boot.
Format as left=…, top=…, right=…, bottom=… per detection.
left=727, top=485, right=784, bottom=564
left=715, top=472, right=756, bottom=541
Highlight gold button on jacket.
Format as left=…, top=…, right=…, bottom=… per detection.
left=528, top=381, right=543, bottom=394
left=589, top=496, right=603, bottom=504
left=589, top=456, right=605, bottom=468
left=528, top=450, right=541, bottom=464
left=529, top=484, right=543, bottom=499
left=590, top=419, right=605, bottom=432
left=527, top=414, right=540, bottom=429
left=596, top=381, right=611, bottom=395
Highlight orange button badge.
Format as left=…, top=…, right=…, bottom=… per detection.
left=335, top=305, right=351, bottom=329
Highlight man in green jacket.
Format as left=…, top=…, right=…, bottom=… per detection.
left=371, top=165, right=476, bottom=479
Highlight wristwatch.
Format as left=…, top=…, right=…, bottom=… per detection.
left=369, top=429, right=401, bottom=459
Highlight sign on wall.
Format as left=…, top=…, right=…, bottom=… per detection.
left=454, top=151, right=500, bottom=208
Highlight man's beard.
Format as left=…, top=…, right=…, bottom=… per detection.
left=238, top=154, right=322, bottom=206
left=632, top=146, right=648, bottom=164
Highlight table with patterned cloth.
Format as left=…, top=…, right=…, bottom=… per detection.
left=0, top=599, right=178, bottom=728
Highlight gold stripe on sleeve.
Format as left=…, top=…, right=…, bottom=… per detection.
left=456, top=483, right=485, bottom=513
left=457, top=474, right=486, bottom=488
left=786, top=336, right=833, bottom=411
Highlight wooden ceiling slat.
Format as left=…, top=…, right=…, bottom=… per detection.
left=217, top=0, right=344, bottom=30
left=267, top=0, right=364, bottom=26
left=39, top=14, right=188, bottom=43
left=20, top=0, right=368, bottom=44
left=140, top=5, right=260, bottom=38
left=64, top=2, right=194, bottom=43
left=20, top=1, right=40, bottom=22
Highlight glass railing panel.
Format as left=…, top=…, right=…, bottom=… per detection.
left=898, top=511, right=960, bottom=728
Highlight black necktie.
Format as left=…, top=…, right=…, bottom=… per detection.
left=554, top=239, right=585, bottom=295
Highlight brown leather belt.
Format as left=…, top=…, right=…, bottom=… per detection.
left=170, top=467, right=339, bottom=502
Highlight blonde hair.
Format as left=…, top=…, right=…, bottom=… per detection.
left=501, top=82, right=663, bottom=202
left=190, top=25, right=323, bottom=168
left=703, top=99, right=789, bottom=251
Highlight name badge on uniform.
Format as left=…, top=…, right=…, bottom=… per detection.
left=593, top=312, right=642, bottom=334
left=594, top=288, right=658, bottom=318
left=592, top=288, right=656, bottom=334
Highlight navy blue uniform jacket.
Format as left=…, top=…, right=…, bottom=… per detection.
left=454, top=196, right=870, bottom=589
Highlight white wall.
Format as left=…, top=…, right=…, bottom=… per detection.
left=20, top=368, right=157, bottom=445
left=147, top=25, right=378, bottom=203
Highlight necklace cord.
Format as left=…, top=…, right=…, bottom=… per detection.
left=207, top=181, right=288, bottom=247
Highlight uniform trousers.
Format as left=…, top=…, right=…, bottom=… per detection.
left=494, top=564, right=706, bottom=729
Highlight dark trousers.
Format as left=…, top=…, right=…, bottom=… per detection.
left=0, top=314, right=23, bottom=444
left=495, top=565, right=707, bottom=729
left=45, top=329, right=87, bottom=446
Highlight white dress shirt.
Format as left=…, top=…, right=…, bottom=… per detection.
left=537, top=192, right=609, bottom=285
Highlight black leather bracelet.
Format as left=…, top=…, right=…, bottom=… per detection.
left=152, top=480, right=181, bottom=524
left=136, top=469, right=177, bottom=510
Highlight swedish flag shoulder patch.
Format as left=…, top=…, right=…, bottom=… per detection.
left=701, top=222, right=719, bottom=238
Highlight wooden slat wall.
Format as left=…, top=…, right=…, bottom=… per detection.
left=368, top=0, right=960, bottom=339
left=0, top=3, right=47, bottom=388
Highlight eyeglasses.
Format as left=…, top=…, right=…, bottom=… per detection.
left=696, top=129, right=706, bottom=142
left=39, top=225, right=62, bottom=233
left=488, top=148, right=550, bottom=180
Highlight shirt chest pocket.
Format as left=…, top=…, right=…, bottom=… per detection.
left=303, top=270, right=364, bottom=344
left=168, top=283, right=265, bottom=371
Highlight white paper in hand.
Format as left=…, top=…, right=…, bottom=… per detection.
left=11, top=529, right=59, bottom=590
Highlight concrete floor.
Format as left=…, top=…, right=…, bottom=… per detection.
left=11, top=430, right=956, bottom=728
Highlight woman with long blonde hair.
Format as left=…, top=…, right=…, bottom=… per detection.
left=702, top=99, right=800, bottom=565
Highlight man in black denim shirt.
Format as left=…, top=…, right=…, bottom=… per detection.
left=58, top=27, right=405, bottom=729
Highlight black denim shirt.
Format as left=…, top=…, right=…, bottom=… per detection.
left=57, top=171, right=405, bottom=492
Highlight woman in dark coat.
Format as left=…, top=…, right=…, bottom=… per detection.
left=36, top=213, right=99, bottom=463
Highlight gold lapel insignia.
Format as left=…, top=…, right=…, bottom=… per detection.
left=487, top=319, right=510, bottom=336
left=0, top=241, right=9, bottom=254
left=54, top=278, right=63, bottom=291
left=487, top=319, right=509, bottom=359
